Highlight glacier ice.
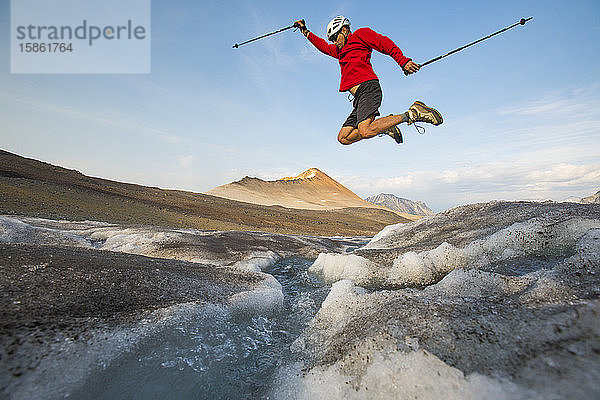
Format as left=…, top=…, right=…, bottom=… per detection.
left=287, top=202, right=600, bottom=399
left=308, top=253, right=383, bottom=287
left=309, top=216, right=600, bottom=288
left=228, top=273, right=284, bottom=317
left=3, top=201, right=599, bottom=399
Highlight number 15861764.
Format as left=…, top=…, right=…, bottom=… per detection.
left=19, top=43, right=73, bottom=52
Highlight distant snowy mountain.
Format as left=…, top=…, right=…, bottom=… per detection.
left=581, top=190, right=600, bottom=204
left=562, top=190, right=600, bottom=204
left=365, top=193, right=434, bottom=216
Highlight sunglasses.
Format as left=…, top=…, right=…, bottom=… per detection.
left=329, top=32, right=340, bottom=42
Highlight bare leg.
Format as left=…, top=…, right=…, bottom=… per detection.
left=338, top=125, right=360, bottom=145
left=337, top=114, right=408, bottom=145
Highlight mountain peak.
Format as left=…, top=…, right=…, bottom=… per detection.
left=207, top=167, right=381, bottom=211
left=365, top=193, right=434, bottom=216
left=581, top=190, right=600, bottom=204
left=280, top=168, right=327, bottom=181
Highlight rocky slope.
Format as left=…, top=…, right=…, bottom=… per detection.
left=0, top=150, right=407, bottom=236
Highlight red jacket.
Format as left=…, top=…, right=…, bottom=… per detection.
left=307, top=27, right=411, bottom=92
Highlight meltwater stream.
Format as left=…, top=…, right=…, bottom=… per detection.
left=72, top=258, right=331, bottom=400
left=3, top=204, right=599, bottom=399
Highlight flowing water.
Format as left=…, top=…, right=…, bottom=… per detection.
left=72, top=258, right=330, bottom=400
left=3, top=206, right=599, bottom=399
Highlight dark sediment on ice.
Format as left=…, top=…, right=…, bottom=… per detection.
left=0, top=243, right=263, bottom=392
left=356, top=201, right=600, bottom=265
left=292, top=201, right=600, bottom=399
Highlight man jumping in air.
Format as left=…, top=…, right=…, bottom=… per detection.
left=295, top=16, right=443, bottom=145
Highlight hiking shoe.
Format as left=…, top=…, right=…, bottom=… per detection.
left=381, top=114, right=403, bottom=144
left=387, top=124, right=403, bottom=144
left=407, top=101, right=443, bottom=126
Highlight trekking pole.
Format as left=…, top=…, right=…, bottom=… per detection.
left=410, top=17, right=533, bottom=73
left=233, top=20, right=303, bottom=48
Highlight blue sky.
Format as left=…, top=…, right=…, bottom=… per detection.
left=1, top=0, right=599, bottom=211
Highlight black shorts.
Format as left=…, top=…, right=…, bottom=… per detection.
left=342, top=79, right=382, bottom=128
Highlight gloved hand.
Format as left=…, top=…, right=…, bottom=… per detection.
left=294, top=19, right=308, bottom=36
left=403, top=60, right=420, bottom=75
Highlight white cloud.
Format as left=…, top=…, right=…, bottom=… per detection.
left=341, top=161, right=600, bottom=211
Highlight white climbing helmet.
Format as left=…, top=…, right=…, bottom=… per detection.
left=326, top=15, right=350, bottom=41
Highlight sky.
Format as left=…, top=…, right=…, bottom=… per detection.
left=1, top=0, right=599, bottom=212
